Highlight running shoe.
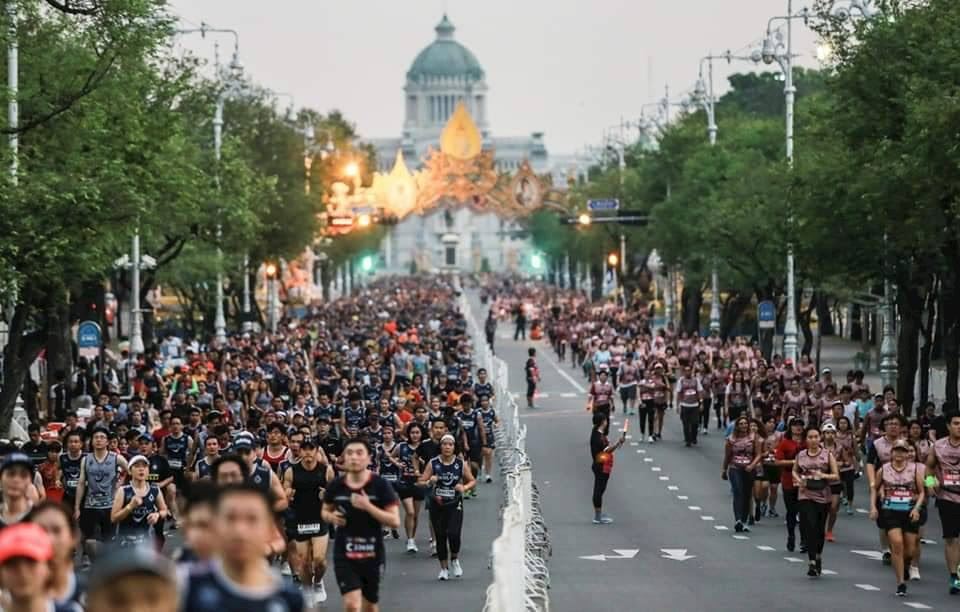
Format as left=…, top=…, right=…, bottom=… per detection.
left=592, top=514, right=613, bottom=524
left=909, top=566, right=920, bottom=581
left=815, top=557, right=822, bottom=576
left=438, top=568, right=449, bottom=581
left=451, top=559, right=464, bottom=577
left=786, top=536, right=795, bottom=552
left=825, top=531, right=834, bottom=543
left=950, top=576, right=960, bottom=594
left=702, top=428, right=708, bottom=435
left=747, top=515, right=755, bottom=526
left=315, top=579, right=327, bottom=604
left=407, top=538, right=418, bottom=553
left=767, top=509, right=779, bottom=518
left=845, top=506, right=854, bottom=516
left=647, top=435, right=654, bottom=443
left=799, top=543, right=808, bottom=554
left=896, top=583, right=907, bottom=597
left=742, top=525, right=751, bottom=533
left=485, top=475, right=493, bottom=483
left=807, top=563, right=818, bottom=578
left=391, top=529, right=401, bottom=539
left=882, top=551, right=892, bottom=566
left=734, top=521, right=744, bottom=533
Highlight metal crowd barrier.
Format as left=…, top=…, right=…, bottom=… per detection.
left=459, top=289, right=551, bottom=612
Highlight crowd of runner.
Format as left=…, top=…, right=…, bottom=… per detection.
left=486, top=280, right=960, bottom=600
left=0, top=276, right=501, bottom=612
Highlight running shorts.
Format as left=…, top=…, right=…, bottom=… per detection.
left=878, top=508, right=920, bottom=534
left=467, top=445, right=483, bottom=464
left=936, top=499, right=960, bottom=539
left=334, top=558, right=383, bottom=604
left=619, top=386, right=637, bottom=401
left=396, top=484, right=424, bottom=501
left=761, top=465, right=780, bottom=483
left=292, top=520, right=328, bottom=542
left=79, top=508, right=113, bottom=542
left=829, top=482, right=843, bottom=496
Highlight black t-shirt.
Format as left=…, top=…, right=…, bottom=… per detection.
left=525, top=358, right=538, bottom=383
left=417, top=439, right=440, bottom=467
left=323, top=473, right=399, bottom=563
left=21, top=441, right=48, bottom=466
left=147, top=454, right=171, bottom=484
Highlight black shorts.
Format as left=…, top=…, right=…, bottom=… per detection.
left=291, top=521, right=328, bottom=542
left=936, top=498, right=960, bottom=539
left=526, top=381, right=536, bottom=398
left=829, top=482, right=843, bottom=495
left=878, top=508, right=920, bottom=534
left=397, top=484, right=424, bottom=501
left=334, top=558, right=383, bottom=604
left=170, top=469, right=187, bottom=490
left=467, top=445, right=482, bottom=464
left=759, top=465, right=780, bottom=482
left=619, top=386, right=637, bottom=401
left=79, top=508, right=113, bottom=541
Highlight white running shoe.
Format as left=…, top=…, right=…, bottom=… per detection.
left=406, top=538, right=418, bottom=553
left=315, top=578, right=327, bottom=603
left=280, top=561, right=292, bottom=576
left=485, top=475, right=493, bottom=483
left=438, top=568, right=449, bottom=581
left=909, top=566, right=920, bottom=581
left=451, top=559, right=463, bottom=577
left=647, top=435, right=654, bottom=443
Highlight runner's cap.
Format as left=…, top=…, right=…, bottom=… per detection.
left=0, top=523, right=52, bottom=564
left=892, top=439, right=911, bottom=452
left=0, top=452, right=34, bottom=474
left=821, top=367, right=831, bottom=374
left=88, top=544, right=175, bottom=594
left=820, top=423, right=836, bottom=433
left=128, top=454, right=149, bottom=468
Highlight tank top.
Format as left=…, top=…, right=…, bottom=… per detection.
left=248, top=461, right=273, bottom=493
left=291, top=462, right=326, bottom=534
left=836, top=432, right=856, bottom=471
left=796, top=449, right=832, bottom=504
left=728, top=434, right=756, bottom=470
left=678, top=377, right=699, bottom=406
left=619, top=363, right=639, bottom=386
left=262, top=447, right=288, bottom=474
left=182, top=562, right=303, bottom=612
left=873, top=436, right=895, bottom=466
left=60, top=454, right=83, bottom=497
left=933, top=437, right=960, bottom=503
left=195, top=457, right=215, bottom=480
left=430, top=456, right=463, bottom=506
left=116, top=483, right=160, bottom=544
left=729, top=383, right=748, bottom=406
left=591, top=381, right=613, bottom=406
left=83, top=452, right=118, bottom=510
left=163, top=433, right=189, bottom=471
left=651, top=378, right=668, bottom=403
left=459, top=410, right=482, bottom=445
left=344, top=406, right=366, bottom=430
left=880, top=462, right=919, bottom=512
left=377, top=443, right=401, bottom=485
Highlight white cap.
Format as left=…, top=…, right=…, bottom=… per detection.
left=128, top=454, right=150, bottom=468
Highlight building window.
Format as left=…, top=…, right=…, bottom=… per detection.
left=445, top=246, right=456, bottom=267
left=407, top=95, right=417, bottom=122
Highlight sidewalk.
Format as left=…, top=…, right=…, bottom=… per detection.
left=809, top=335, right=882, bottom=391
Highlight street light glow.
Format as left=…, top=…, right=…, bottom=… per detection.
left=578, top=213, right=592, bottom=226
left=361, top=255, right=373, bottom=272
left=607, top=253, right=619, bottom=267
left=531, top=254, right=543, bottom=269
left=357, top=213, right=371, bottom=227
left=265, top=263, right=277, bottom=278
left=816, top=42, right=833, bottom=62
left=344, top=161, right=359, bottom=178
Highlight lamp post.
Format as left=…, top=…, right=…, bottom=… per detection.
left=177, top=23, right=242, bottom=347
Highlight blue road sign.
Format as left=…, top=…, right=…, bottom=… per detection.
left=587, top=198, right=620, bottom=211
left=757, top=301, right=776, bottom=330
left=77, top=320, right=101, bottom=349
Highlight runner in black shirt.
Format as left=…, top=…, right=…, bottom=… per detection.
left=322, top=438, right=400, bottom=612
left=525, top=347, right=540, bottom=409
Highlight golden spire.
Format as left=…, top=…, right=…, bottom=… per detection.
left=440, top=101, right=482, bottom=160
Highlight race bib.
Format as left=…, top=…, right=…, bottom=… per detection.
left=883, top=487, right=914, bottom=511
left=168, top=459, right=183, bottom=469
left=942, top=470, right=960, bottom=492
left=382, top=473, right=398, bottom=482
left=344, top=537, right=376, bottom=560
left=297, top=523, right=322, bottom=535
left=435, top=486, right=456, bottom=499
left=732, top=455, right=751, bottom=467
left=66, top=478, right=79, bottom=489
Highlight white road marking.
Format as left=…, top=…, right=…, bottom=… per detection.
left=638, top=449, right=647, bottom=454
left=903, top=604, right=932, bottom=610
left=756, top=545, right=775, bottom=551
left=687, top=506, right=702, bottom=511
left=677, top=495, right=689, bottom=500
left=625, top=434, right=633, bottom=440
left=578, top=549, right=639, bottom=561
left=636, top=450, right=644, bottom=454
left=855, top=584, right=880, bottom=591
left=700, top=516, right=714, bottom=521
left=732, top=535, right=750, bottom=540
left=660, top=548, right=696, bottom=561
left=659, top=476, right=670, bottom=481
left=783, top=557, right=804, bottom=563
left=851, top=550, right=885, bottom=561
left=820, top=569, right=837, bottom=575
left=667, top=486, right=679, bottom=491
left=714, top=525, right=729, bottom=531
left=651, top=467, right=662, bottom=472
left=856, top=508, right=868, bottom=514
left=539, top=350, right=587, bottom=393
left=560, top=392, right=578, bottom=398
left=629, top=442, right=639, bottom=446
left=643, top=458, right=653, bottom=462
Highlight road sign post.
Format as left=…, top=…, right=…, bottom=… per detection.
left=757, top=300, right=776, bottom=361
left=587, top=198, right=620, bottom=212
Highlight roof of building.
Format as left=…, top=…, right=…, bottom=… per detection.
left=407, top=15, right=485, bottom=81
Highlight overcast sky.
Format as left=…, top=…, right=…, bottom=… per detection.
left=168, top=1, right=818, bottom=154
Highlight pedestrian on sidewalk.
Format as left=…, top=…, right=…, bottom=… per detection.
left=590, top=412, right=625, bottom=525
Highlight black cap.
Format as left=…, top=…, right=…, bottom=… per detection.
left=88, top=544, right=175, bottom=594
left=0, top=453, right=34, bottom=474
left=300, top=438, right=318, bottom=449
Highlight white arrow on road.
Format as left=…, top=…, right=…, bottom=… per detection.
left=660, top=548, right=696, bottom=561
left=851, top=550, right=885, bottom=561
left=579, top=549, right=639, bottom=561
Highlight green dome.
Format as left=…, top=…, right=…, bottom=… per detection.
left=407, top=15, right=485, bottom=81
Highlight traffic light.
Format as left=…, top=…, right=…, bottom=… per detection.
left=361, top=255, right=374, bottom=272
left=531, top=254, right=543, bottom=270
left=607, top=253, right=619, bottom=267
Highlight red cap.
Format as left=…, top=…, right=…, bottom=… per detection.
left=0, top=523, right=53, bottom=564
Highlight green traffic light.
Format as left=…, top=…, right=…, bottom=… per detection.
left=531, top=254, right=542, bottom=269
left=361, top=255, right=373, bottom=272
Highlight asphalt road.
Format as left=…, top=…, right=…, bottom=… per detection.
left=487, top=313, right=957, bottom=612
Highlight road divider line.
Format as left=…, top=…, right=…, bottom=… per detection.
left=539, top=350, right=587, bottom=393
left=854, top=584, right=880, bottom=591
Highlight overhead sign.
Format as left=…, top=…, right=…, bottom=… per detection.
left=757, top=300, right=776, bottom=330
left=77, top=320, right=102, bottom=360
left=587, top=198, right=620, bottom=212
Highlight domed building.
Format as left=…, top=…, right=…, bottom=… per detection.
left=362, top=15, right=554, bottom=274
left=367, top=14, right=547, bottom=175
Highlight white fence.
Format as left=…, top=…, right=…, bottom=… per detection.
left=459, top=290, right=550, bottom=612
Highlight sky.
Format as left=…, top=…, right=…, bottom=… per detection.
left=167, top=1, right=819, bottom=155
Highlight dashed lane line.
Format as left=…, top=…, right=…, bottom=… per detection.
left=658, top=476, right=670, bottom=481
left=538, top=349, right=587, bottom=394
left=700, top=516, right=714, bottom=521
left=903, top=604, right=932, bottom=610
left=855, top=584, right=881, bottom=591
left=732, top=535, right=750, bottom=540
left=756, top=545, right=775, bottom=551
left=651, top=467, right=662, bottom=472
left=714, top=525, right=729, bottom=531
left=687, top=506, right=702, bottom=511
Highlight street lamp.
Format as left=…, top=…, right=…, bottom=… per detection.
left=265, top=262, right=278, bottom=334
left=830, top=0, right=880, bottom=19
left=177, top=23, right=243, bottom=347
left=577, top=213, right=591, bottom=226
